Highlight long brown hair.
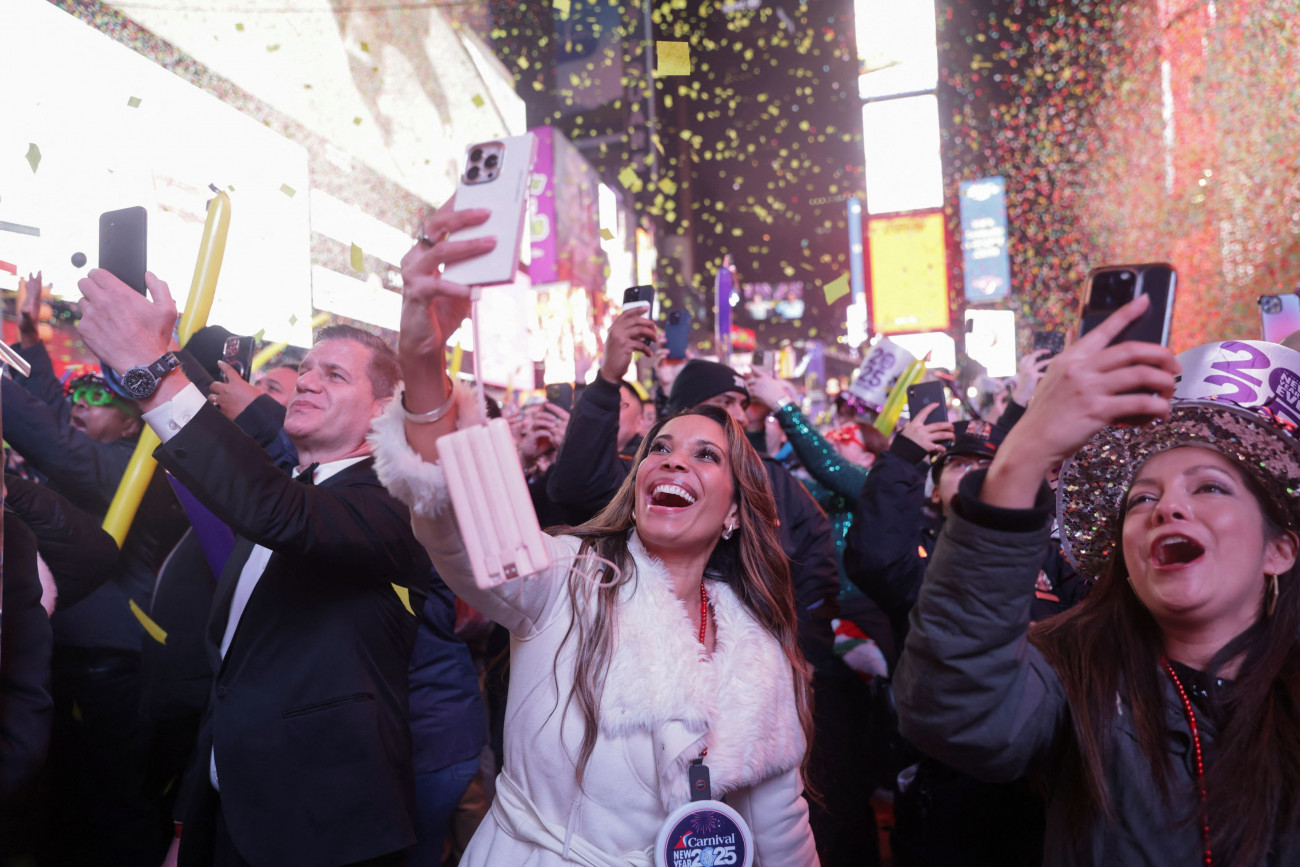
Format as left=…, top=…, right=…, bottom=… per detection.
left=555, top=405, right=815, bottom=791
left=1030, top=450, right=1300, bottom=865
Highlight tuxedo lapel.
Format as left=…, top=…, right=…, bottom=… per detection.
left=209, top=536, right=257, bottom=671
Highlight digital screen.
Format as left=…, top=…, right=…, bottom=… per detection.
left=868, top=212, right=949, bottom=334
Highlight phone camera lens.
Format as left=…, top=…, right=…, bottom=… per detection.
left=1263, top=296, right=1283, bottom=315
left=484, top=154, right=499, bottom=170
left=1119, top=271, right=1134, bottom=283
left=469, top=148, right=483, bottom=163
left=467, top=166, right=481, bottom=181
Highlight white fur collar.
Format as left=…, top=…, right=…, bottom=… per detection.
left=600, top=531, right=806, bottom=811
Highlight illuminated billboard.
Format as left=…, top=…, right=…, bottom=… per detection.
left=868, top=212, right=950, bottom=334
left=959, top=177, right=1012, bottom=302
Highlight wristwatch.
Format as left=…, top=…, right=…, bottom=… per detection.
left=120, top=352, right=181, bottom=400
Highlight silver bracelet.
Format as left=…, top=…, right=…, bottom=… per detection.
left=401, top=387, right=456, bottom=424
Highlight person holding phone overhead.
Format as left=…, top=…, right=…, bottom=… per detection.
left=895, top=295, right=1300, bottom=865
left=370, top=200, right=820, bottom=866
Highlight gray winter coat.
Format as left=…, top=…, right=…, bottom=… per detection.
left=894, top=481, right=1300, bottom=866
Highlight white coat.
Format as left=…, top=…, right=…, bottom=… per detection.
left=371, top=394, right=819, bottom=867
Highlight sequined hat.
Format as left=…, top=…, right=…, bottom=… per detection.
left=1058, top=400, right=1300, bottom=580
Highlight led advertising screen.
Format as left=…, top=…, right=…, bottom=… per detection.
left=868, top=212, right=950, bottom=334
left=959, top=177, right=1012, bottom=303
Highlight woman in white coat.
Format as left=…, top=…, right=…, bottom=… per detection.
left=370, top=202, right=820, bottom=867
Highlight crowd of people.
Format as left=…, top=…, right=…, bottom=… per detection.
left=1, top=198, right=1299, bottom=867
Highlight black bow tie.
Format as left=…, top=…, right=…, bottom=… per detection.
left=295, top=463, right=319, bottom=486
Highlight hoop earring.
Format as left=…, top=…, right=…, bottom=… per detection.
left=1267, top=572, right=1280, bottom=618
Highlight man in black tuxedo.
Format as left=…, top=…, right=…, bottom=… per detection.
left=76, top=269, right=431, bottom=867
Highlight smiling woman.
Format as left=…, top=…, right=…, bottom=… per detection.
left=892, top=296, right=1300, bottom=867
left=367, top=203, right=820, bottom=867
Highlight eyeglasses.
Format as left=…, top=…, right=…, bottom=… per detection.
left=65, top=378, right=136, bottom=414
left=68, top=383, right=116, bottom=406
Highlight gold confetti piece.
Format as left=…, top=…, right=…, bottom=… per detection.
left=658, top=177, right=678, bottom=196
left=267, top=44, right=280, bottom=52
left=391, top=583, right=416, bottom=616
left=288, top=314, right=299, bottom=326
left=350, top=243, right=364, bottom=271
left=279, top=183, right=296, bottom=197
left=599, top=228, right=614, bottom=241
left=130, top=599, right=168, bottom=645
left=25, top=143, right=40, bottom=173
left=472, top=94, right=485, bottom=108
left=617, top=166, right=641, bottom=191
left=353, top=117, right=363, bottom=125
left=127, top=96, right=142, bottom=108
left=360, top=41, right=370, bottom=53
left=554, top=0, right=571, bottom=20
left=235, top=22, right=244, bottom=31
left=823, top=272, right=851, bottom=305
left=656, top=41, right=691, bottom=77
left=72, top=702, right=83, bottom=722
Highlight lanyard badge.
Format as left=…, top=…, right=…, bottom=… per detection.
left=654, top=755, right=754, bottom=867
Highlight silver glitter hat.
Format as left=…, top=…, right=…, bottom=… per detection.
left=1058, top=340, right=1300, bottom=579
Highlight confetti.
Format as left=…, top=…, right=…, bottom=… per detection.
left=391, top=583, right=416, bottom=615
left=235, top=22, right=244, bottom=31
left=127, top=96, right=141, bottom=108
left=823, top=273, right=851, bottom=305
left=600, top=228, right=614, bottom=241
left=617, top=165, right=642, bottom=191
left=554, top=0, right=571, bottom=22
left=279, top=183, right=296, bottom=197
left=655, top=42, right=691, bottom=77
left=266, top=44, right=280, bottom=52
left=350, top=243, right=364, bottom=272
left=472, top=94, right=485, bottom=108
left=25, top=143, right=40, bottom=173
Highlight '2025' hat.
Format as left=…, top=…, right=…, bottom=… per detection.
left=1058, top=340, right=1300, bottom=580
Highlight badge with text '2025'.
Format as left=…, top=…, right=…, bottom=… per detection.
left=655, top=800, right=753, bottom=867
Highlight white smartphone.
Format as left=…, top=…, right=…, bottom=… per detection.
left=441, top=133, right=538, bottom=289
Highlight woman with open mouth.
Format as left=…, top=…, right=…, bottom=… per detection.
left=894, top=295, right=1300, bottom=866
left=369, top=202, right=820, bottom=867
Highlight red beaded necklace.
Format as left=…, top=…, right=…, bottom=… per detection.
left=1162, top=657, right=1213, bottom=867
left=698, top=582, right=709, bottom=645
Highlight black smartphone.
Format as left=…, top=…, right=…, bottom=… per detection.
left=1260, top=293, right=1300, bottom=343
left=222, top=335, right=256, bottom=382
left=98, top=206, right=147, bottom=294
left=622, top=284, right=655, bottom=315
left=1032, top=330, right=1066, bottom=361
left=665, top=309, right=692, bottom=359
left=544, top=382, right=574, bottom=413
left=906, top=381, right=948, bottom=425
left=1078, top=263, right=1176, bottom=345
left=752, top=349, right=776, bottom=378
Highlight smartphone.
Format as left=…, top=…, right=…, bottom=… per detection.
left=1078, top=263, right=1177, bottom=345
left=544, top=382, right=574, bottom=413
left=665, top=309, right=692, bottom=360
left=222, top=335, right=256, bottom=382
left=906, top=381, right=948, bottom=425
left=440, top=133, right=538, bottom=289
left=622, top=284, right=655, bottom=316
left=1032, top=330, right=1066, bottom=361
left=1260, top=293, right=1300, bottom=344
left=752, top=349, right=776, bottom=378
left=98, top=206, right=147, bottom=294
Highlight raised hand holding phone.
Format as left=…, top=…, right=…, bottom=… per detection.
left=981, top=295, right=1181, bottom=510
left=439, top=134, right=537, bottom=290
left=599, top=307, right=658, bottom=385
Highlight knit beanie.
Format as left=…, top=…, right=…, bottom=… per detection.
left=666, top=359, right=750, bottom=415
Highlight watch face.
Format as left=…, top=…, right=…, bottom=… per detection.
left=121, top=367, right=156, bottom=399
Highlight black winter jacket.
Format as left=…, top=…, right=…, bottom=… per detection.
left=895, top=472, right=1300, bottom=866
